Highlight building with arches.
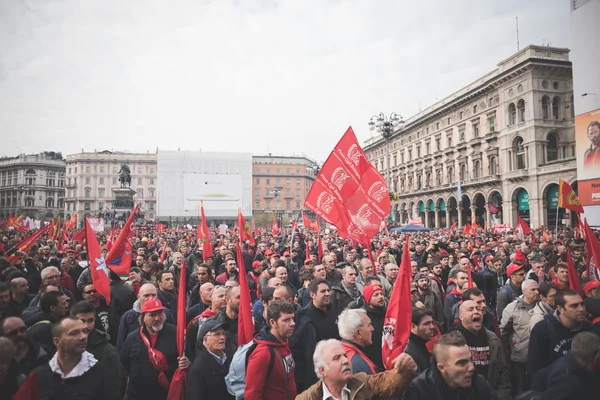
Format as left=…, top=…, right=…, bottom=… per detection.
left=0, top=152, right=66, bottom=221
left=365, top=45, right=577, bottom=229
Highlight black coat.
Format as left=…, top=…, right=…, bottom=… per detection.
left=404, top=357, right=496, bottom=400
left=364, top=305, right=385, bottom=370
left=119, top=324, right=179, bottom=400
left=26, top=314, right=56, bottom=357
left=404, top=333, right=431, bottom=373
left=290, top=307, right=318, bottom=392
left=185, top=348, right=234, bottom=400
left=33, top=360, right=116, bottom=400
left=109, top=280, right=136, bottom=319
left=302, top=302, right=340, bottom=342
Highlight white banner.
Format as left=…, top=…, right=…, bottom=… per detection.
left=88, top=218, right=105, bottom=233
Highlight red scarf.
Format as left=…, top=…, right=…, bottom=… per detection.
left=139, top=328, right=170, bottom=390
left=341, top=342, right=378, bottom=374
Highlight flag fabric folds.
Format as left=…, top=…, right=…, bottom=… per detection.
left=271, top=215, right=279, bottom=236
left=6, top=225, right=51, bottom=265
left=237, top=209, right=255, bottom=247
left=558, top=179, right=584, bottom=213
left=382, top=234, right=412, bottom=369
left=105, top=204, right=139, bottom=278
left=584, top=219, right=600, bottom=282
left=200, top=201, right=214, bottom=259
left=166, top=260, right=188, bottom=400
left=567, top=249, right=583, bottom=297
left=236, top=241, right=255, bottom=345
left=304, top=127, right=390, bottom=247
left=85, top=218, right=111, bottom=304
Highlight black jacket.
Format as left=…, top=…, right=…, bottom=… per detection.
left=364, top=305, right=386, bottom=370
left=404, top=333, right=431, bottom=372
left=33, top=359, right=116, bottom=400
left=115, top=303, right=175, bottom=350
left=302, top=302, right=340, bottom=342
left=528, top=353, right=600, bottom=400
left=185, top=348, right=234, bottom=400
left=404, top=356, right=496, bottom=400
left=527, top=312, right=594, bottom=377
left=119, top=324, right=179, bottom=400
left=5, top=294, right=36, bottom=318
left=109, top=280, right=136, bottom=319
left=26, top=313, right=56, bottom=357
left=330, top=285, right=359, bottom=314
left=15, top=339, right=48, bottom=377
left=290, top=306, right=318, bottom=392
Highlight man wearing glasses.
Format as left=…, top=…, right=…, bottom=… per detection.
left=81, top=283, right=111, bottom=336
left=216, top=259, right=239, bottom=285
left=1, top=316, right=49, bottom=376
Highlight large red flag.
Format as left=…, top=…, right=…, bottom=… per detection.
left=85, top=218, right=111, bottom=304
left=105, top=204, right=138, bottom=278
left=72, top=228, right=85, bottom=244
left=271, top=215, right=279, bottom=236
left=167, top=260, right=187, bottom=400
left=238, top=209, right=255, bottom=247
left=558, top=179, right=584, bottom=213
left=463, top=223, right=471, bottom=235
left=200, top=201, right=214, bottom=259
left=6, top=225, right=51, bottom=265
left=584, top=220, right=600, bottom=282
left=382, top=234, right=412, bottom=369
left=304, top=127, right=390, bottom=246
left=317, top=235, right=324, bottom=262
left=566, top=249, right=583, bottom=297
left=517, top=216, right=531, bottom=237
left=236, top=242, right=255, bottom=345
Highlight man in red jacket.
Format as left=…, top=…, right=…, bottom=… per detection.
left=245, top=299, right=297, bottom=399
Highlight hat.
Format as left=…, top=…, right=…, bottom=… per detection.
left=363, top=284, right=383, bottom=304
left=414, top=273, right=430, bottom=283
left=485, top=255, right=494, bottom=263
left=271, top=252, right=280, bottom=258
left=142, top=237, right=149, bottom=243
left=283, top=251, right=290, bottom=257
left=506, top=263, right=525, bottom=277
left=304, top=259, right=314, bottom=265
left=265, top=250, right=273, bottom=257
left=141, top=299, right=167, bottom=313
left=252, top=260, right=262, bottom=269
left=515, top=250, right=526, bottom=261
left=457, top=252, right=467, bottom=259
left=584, top=280, right=600, bottom=295
left=198, top=318, right=230, bottom=340
left=438, top=249, right=449, bottom=256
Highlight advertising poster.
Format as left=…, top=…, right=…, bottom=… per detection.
left=575, top=107, right=600, bottom=206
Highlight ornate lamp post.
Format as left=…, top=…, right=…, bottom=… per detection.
left=369, top=112, right=405, bottom=222
left=268, top=186, right=283, bottom=229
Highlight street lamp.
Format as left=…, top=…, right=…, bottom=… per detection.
left=268, top=186, right=283, bottom=229
left=369, top=112, right=405, bottom=222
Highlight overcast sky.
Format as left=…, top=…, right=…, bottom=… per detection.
left=0, top=0, right=571, bottom=163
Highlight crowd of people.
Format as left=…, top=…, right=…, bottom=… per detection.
left=0, top=222, right=599, bottom=399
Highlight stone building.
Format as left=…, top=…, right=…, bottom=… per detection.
left=65, top=150, right=157, bottom=224
left=0, top=152, right=66, bottom=221
left=364, top=45, right=577, bottom=229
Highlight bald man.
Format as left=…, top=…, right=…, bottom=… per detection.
left=5, top=277, right=35, bottom=318
left=186, top=282, right=214, bottom=324
left=116, top=283, right=175, bottom=349
left=452, top=300, right=510, bottom=400
left=2, top=316, right=49, bottom=376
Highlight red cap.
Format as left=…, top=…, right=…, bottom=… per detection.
left=485, top=255, right=494, bottom=263
left=515, top=250, right=526, bottom=261
left=141, top=299, right=167, bottom=313
left=507, top=263, right=525, bottom=277
left=584, top=280, right=600, bottom=295
left=363, top=284, right=383, bottom=304
left=457, top=253, right=467, bottom=259
left=265, top=249, right=273, bottom=257
left=252, top=260, right=262, bottom=269
left=283, top=251, right=290, bottom=256
left=270, top=252, right=280, bottom=258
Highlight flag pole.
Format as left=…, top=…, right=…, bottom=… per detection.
left=555, top=205, right=560, bottom=233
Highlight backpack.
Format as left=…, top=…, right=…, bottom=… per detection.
left=225, top=340, right=276, bottom=399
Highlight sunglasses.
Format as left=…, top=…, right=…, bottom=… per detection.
left=84, top=289, right=98, bottom=295
left=4, top=326, right=27, bottom=337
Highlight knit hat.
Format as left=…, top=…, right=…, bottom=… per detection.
left=363, top=284, right=383, bottom=304
left=414, top=273, right=430, bottom=283
left=252, top=261, right=262, bottom=269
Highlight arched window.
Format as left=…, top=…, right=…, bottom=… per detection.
left=46, top=198, right=54, bottom=208
left=460, top=164, right=467, bottom=181
left=474, top=160, right=482, bottom=178
left=85, top=188, right=91, bottom=198
left=57, top=199, right=64, bottom=209
left=400, top=178, right=405, bottom=191
left=547, top=132, right=559, bottom=162
left=448, top=167, right=454, bottom=184
left=552, top=97, right=560, bottom=120
left=518, top=99, right=525, bottom=122
left=513, top=137, right=526, bottom=170
left=426, top=172, right=431, bottom=187
left=490, top=156, right=498, bottom=175
left=508, top=103, right=516, bottom=125
left=542, top=96, right=550, bottom=119
left=25, top=169, right=36, bottom=186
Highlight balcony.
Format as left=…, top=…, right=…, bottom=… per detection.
left=504, top=169, right=529, bottom=182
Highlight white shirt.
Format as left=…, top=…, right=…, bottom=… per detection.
left=322, top=382, right=351, bottom=400
left=49, top=351, right=98, bottom=379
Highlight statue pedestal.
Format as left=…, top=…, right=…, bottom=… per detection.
left=111, top=187, right=136, bottom=221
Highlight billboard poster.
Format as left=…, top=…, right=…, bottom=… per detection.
left=575, top=107, right=600, bottom=206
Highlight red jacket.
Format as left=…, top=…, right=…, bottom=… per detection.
left=215, top=272, right=239, bottom=285
left=244, top=328, right=297, bottom=400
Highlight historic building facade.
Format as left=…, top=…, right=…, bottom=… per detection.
left=364, top=45, right=577, bottom=229
left=0, top=152, right=66, bottom=221
left=252, top=154, right=319, bottom=223
left=65, top=150, right=157, bottom=223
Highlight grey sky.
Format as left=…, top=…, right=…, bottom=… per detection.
left=0, top=0, right=570, bottom=163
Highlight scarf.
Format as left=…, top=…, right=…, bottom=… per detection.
left=342, top=281, right=361, bottom=300
left=139, top=327, right=170, bottom=390
left=340, top=341, right=378, bottom=374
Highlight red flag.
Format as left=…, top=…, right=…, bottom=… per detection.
left=291, top=219, right=298, bottom=231
left=252, top=219, right=259, bottom=237
left=166, top=259, right=188, bottom=400
left=6, top=225, right=51, bottom=265
left=48, top=219, right=55, bottom=239
left=451, top=221, right=457, bottom=230
left=463, top=223, right=471, bottom=235
left=72, top=228, right=85, bottom=244
left=566, top=248, right=583, bottom=297
left=105, top=204, right=139, bottom=278
left=106, top=224, right=116, bottom=251
left=517, top=216, right=531, bottom=236
left=317, top=235, right=324, bottom=261
left=304, top=127, right=390, bottom=246
left=85, top=218, right=111, bottom=304
left=12, top=371, right=39, bottom=400
left=584, top=220, right=600, bottom=282
left=160, top=242, right=169, bottom=263
left=382, top=234, right=412, bottom=369
left=236, top=242, right=255, bottom=345
left=271, top=215, right=279, bottom=236
left=200, top=201, right=214, bottom=259
left=530, top=232, right=537, bottom=247
left=302, top=211, right=312, bottom=229
left=558, top=179, right=584, bottom=213
left=237, top=209, right=255, bottom=247
left=466, top=264, right=473, bottom=289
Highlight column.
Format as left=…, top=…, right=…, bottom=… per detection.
left=424, top=209, right=429, bottom=228
left=503, top=200, right=514, bottom=228
left=458, top=205, right=463, bottom=228
left=529, top=198, right=541, bottom=229
left=485, top=206, right=491, bottom=229
left=434, top=206, right=440, bottom=229
left=471, top=208, right=476, bottom=226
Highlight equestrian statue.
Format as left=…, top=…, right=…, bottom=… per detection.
left=117, top=164, right=132, bottom=188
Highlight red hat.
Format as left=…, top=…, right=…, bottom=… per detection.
left=515, top=250, right=526, bottom=261
left=457, top=253, right=467, bottom=259
left=583, top=280, right=600, bottom=295
left=506, top=263, right=525, bottom=277
left=485, top=255, right=494, bottom=263
left=141, top=299, right=167, bottom=314
left=363, top=284, right=383, bottom=304
left=252, top=260, right=262, bottom=269
left=265, top=249, right=273, bottom=257
left=270, top=252, right=280, bottom=258
left=283, top=251, right=290, bottom=256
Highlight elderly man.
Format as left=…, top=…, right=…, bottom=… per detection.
left=383, top=263, right=398, bottom=285
left=186, top=285, right=228, bottom=360
left=297, top=339, right=417, bottom=399
left=31, top=266, right=75, bottom=307
left=331, top=266, right=362, bottom=314
left=323, top=255, right=342, bottom=285
left=120, top=299, right=190, bottom=400
left=337, top=308, right=378, bottom=374
left=404, top=331, right=495, bottom=399
left=1, top=316, right=48, bottom=376
left=452, top=300, right=511, bottom=400
left=116, top=283, right=175, bottom=349
left=31, top=317, right=116, bottom=399
left=186, top=282, right=213, bottom=323
left=499, top=279, right=539, bottom=394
